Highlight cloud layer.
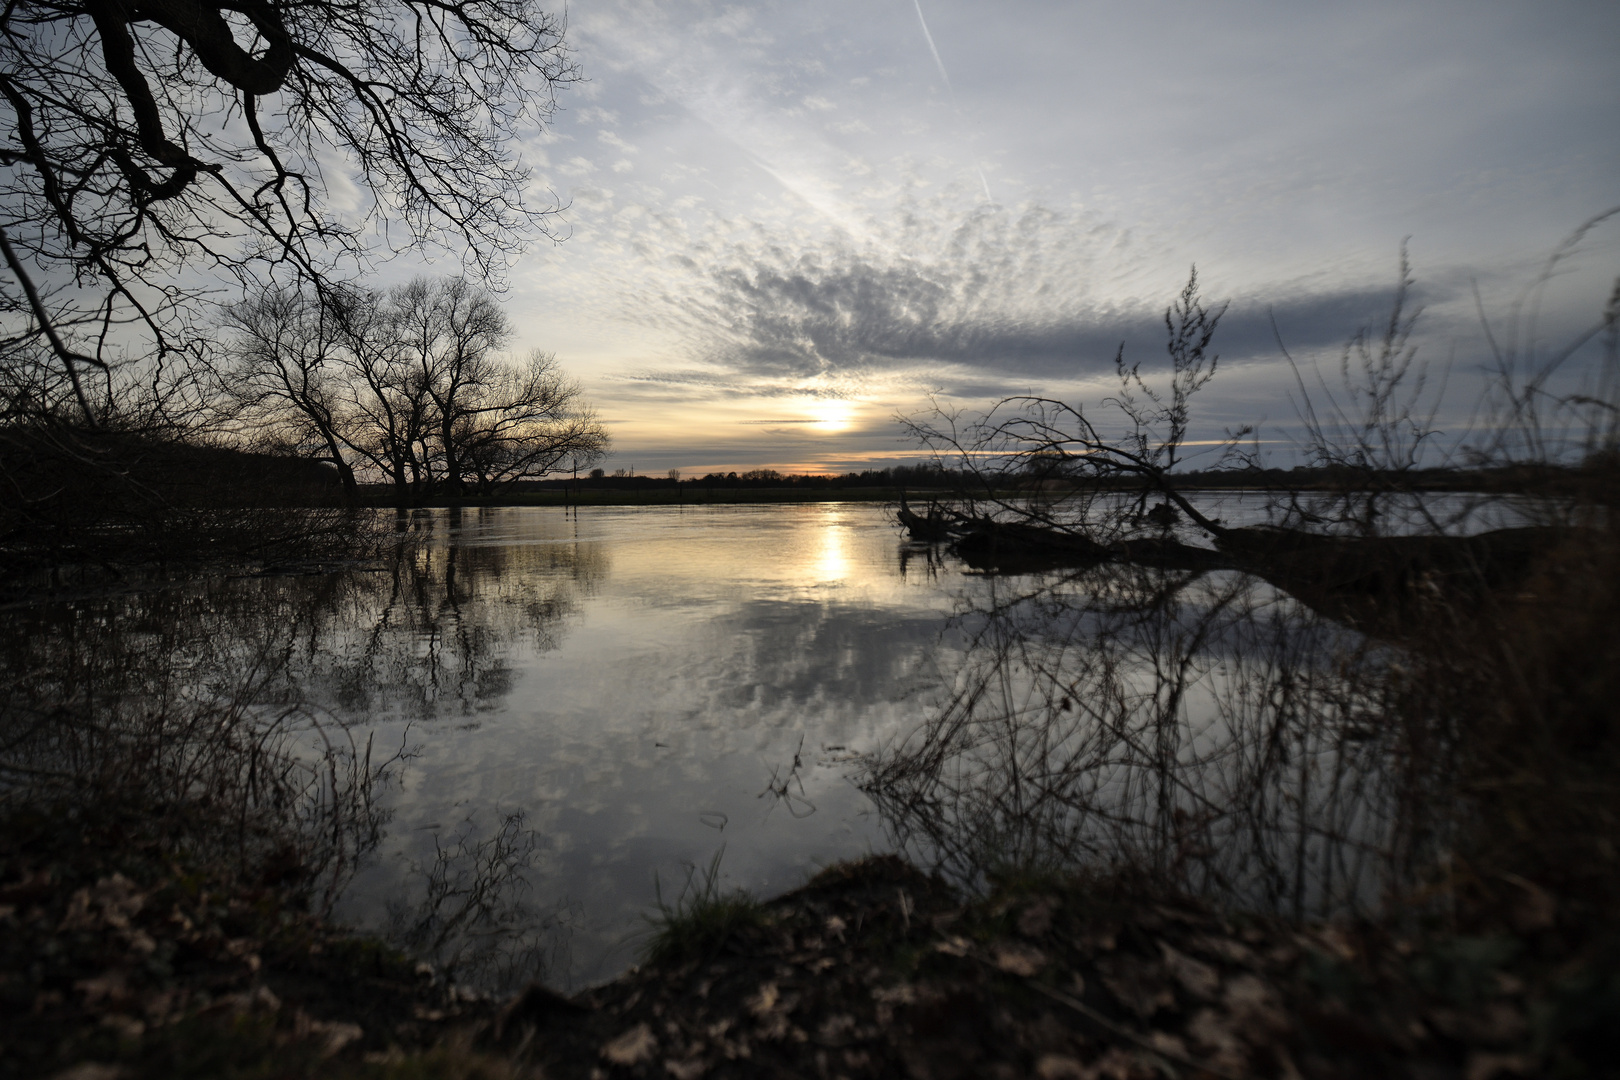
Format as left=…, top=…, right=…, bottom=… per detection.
left=495, top=0, right=1620, bottom=473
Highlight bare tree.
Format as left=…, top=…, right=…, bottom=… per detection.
left=221, top=285, right=360, bottom=500
left=224, top=277, right=608, bottom=502
left=0, top=0, right=577, bottom=426
left=450, top=350, right=611, bottom=496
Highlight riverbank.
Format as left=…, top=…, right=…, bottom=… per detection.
left=5, top=501, right=1615, bottom=1078
left=0, top=798, right=504, bottom=1079
left=517, top=856, right=1612, bottom=1080
left=6, top=820, right=1612, bottom=1080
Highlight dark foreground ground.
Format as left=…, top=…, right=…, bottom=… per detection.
left=4, top=812, right=1614, bottom=1080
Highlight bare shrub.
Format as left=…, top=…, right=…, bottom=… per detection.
left=882, top=220, right=1620, bottom=935
left=858, top=561, right=1438, bottom=921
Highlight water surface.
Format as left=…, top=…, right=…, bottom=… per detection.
left=6, top=494, right=1477, bottom=989
left=333, top=503, right=964, bottom=986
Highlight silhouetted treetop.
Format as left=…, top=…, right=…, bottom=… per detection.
left=1, top=0, right=577, bottom=419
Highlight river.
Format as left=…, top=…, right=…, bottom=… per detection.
left=7, top=495, right=1488, bottom=989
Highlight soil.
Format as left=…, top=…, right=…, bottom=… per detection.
left=3, top=828, right=1614, bottom=1080
left=500, top=856, right=1614, bottom=1080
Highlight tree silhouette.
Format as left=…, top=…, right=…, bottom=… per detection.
left=225, top=277, right=609, bottom=501
left=0, top=0, right=577, bottom=424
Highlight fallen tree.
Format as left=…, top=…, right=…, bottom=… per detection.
left=899, top=243, right=1618, bottom=634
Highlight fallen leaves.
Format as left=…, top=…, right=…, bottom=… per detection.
left=745, top=982, right=779, bottom=1017
left=1097, top=954, right=1176, bottom=1020
left=1034, top=1051, right=1087, bottom=1079
left=601, top=1022, right=658, bottom=1066
left=47, top=1064, right=127, bottom=1080
left=1018, top=897, right=1059, bottom=937
left=1159, top=942, right=1220, bottom=1000
left=993, top=942, right=1048, bottom=977
left=663, top=1057, right=708, bottom=1079
left=57, top=874, right=146, bottom=935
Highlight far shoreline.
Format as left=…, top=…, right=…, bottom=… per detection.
left=360, top=486, right=927, bottom=509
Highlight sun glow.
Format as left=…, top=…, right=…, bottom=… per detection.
left=809, top=398, right=855, bottom=432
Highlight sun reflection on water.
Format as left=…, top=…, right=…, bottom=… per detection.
left=814, top=519, right=849, bottom=582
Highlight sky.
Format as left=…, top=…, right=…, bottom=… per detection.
left=470, top=0, right=1619, bottom=476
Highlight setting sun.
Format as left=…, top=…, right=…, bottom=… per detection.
left=809, top=398, right=855, bottom=432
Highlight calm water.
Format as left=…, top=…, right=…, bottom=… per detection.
left=9, top=493, right=1508, bottom=989
left=331, top=504, right=965, bottom=987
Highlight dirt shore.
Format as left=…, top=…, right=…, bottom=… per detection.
left=6, top=821, right=1612, bottom=1080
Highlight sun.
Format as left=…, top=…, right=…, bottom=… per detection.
left=809, top=398, right=855, bottom=432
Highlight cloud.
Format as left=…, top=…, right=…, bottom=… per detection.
left=668, top=201, right=1423, bottom=387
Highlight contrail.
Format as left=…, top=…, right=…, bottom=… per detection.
left=912, top=0, right=953, bottom=93
left=910, top=0, right=993, bottom=204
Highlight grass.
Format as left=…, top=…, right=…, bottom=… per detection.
left=638, top=847, right=767, bottom=968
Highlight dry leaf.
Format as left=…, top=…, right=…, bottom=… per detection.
left=1018, top=898, right=1057, bottom=937
left=1500, top=874, right=1556, bottom=933
left=58, top=889, right=94, bottom=932
left=1187, top=1007, right=1248, bottom=1072
left=993, top=942, right=1047, bottom=977
left=756, top=1011, right=791, bottom=1042
left=1148, top=1031, right=1188, bottom=1059
left=1084, top=1046, right=1144, bottom=1080
left=141, top=988, right=178, bottom=1025
left=664, top=1058, right=709, bottom=1079
left=99, top=1014, right=145, bottom=1041
left=1098, top=955, right=1175, bottom=1019
left=602, top=1023, right=658, bottom=1066
left=75, top=971, right=129, bottom=1006
left=816, top=1013, right=857, bottom=1046
left=1466, top=1052, right=1534, bottom=1080
left=1034, top=1053, right=1086, bottom=1079
left=1308, top=927, right=1357, bottom=962
left=746, top=982, right=779, bottom=1016
left=1223, top=973, right=1289, bottom=1036
left=1194, top=934, right=1256, bottom=966
left=1160, top=942, right=1220, bottom=999
left=48, top=1065, right=127, bottom=1080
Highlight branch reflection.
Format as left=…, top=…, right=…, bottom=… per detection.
left=0, top=508, right=605, bottom=983
left=858, top=560, right=1441, bottom=921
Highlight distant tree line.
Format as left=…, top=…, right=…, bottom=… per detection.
left=536, top=464, right=965, bottom=491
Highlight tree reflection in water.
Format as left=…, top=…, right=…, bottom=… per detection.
left=0, top=507, right=605, bottom=986
left=858, top=559, right=1444, bottom=921
left=386, top=810, right=580, bottom=995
